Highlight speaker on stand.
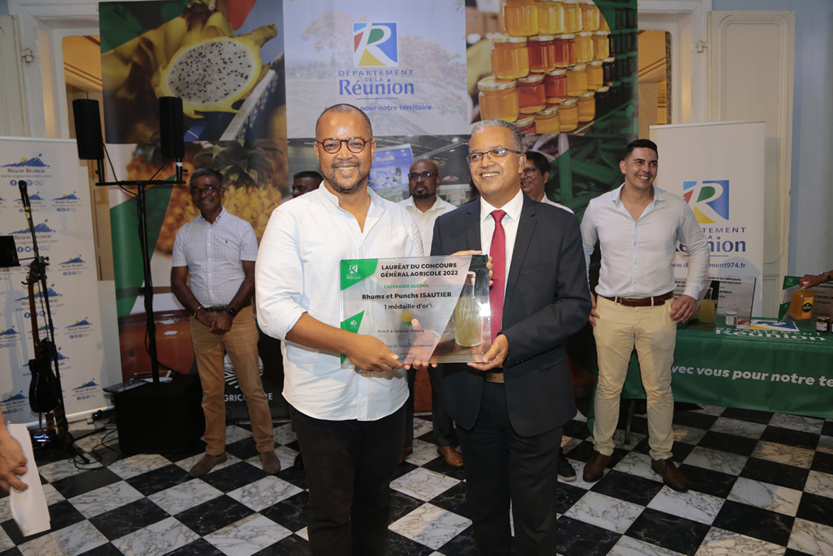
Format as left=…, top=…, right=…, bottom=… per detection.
left=73, top=97, right=203, bottom=454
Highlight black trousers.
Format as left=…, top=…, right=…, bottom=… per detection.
left=405, top=365, right=458, bottom=446
left=289, top=403, right=406, bottom=556
left=458, top=382, right=562, bottom=556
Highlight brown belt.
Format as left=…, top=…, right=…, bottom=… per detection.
left=484, top=371, right=504, bottom=384
left=599, top=291, right=674, bottom=307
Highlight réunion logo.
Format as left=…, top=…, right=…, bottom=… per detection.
left=353, top=22, right=398, bottom=67
left=683, top=180, right=729, bottom=224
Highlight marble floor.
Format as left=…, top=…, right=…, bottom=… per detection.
left=2, top=403, right=833, bottom=555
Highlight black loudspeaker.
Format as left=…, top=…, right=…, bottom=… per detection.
left=113, top=373, right=205, bottom=454
left=159, top=97, right=184, bottom=158
left=72, top=99, right=104, bottom=161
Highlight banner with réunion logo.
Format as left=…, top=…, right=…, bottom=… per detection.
left=283, top=0, right=468, bottom=138
left=650, top=121, right=765, bottom=316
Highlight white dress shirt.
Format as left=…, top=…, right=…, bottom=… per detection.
left=580, top=184, right=709, bottom=300
left=171, top=207, right=257, bottom=307
left=480, top=189, right=524, bottom=295
left=255, top=185, right=423, bottom=421
left=398, top=195, right=457, bottom=254
left=541, top=195, right=574, bottom=214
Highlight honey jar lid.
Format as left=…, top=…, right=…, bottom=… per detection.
left=478, top=76, right=517, bottom=92
left=589, top=60, right=603, bottom=67
left=569, top=64, right=587, bottom=71
left=518, top=73, right=545, bottom=84
left=559, top=97, right=578, bottom=107
left=530, top=35, right=556, bottom=42
left=545, top=97, right=566, bottom=105
left=491, top=34, right=528, bottom=44
left=546, top=68, right=567, bottom=76
left=595, top=30, right=610, bottom=36
left=604, top=57, right=616, bottom=63
left=514, top=115, right=535, bottom=127
left=579, top=91, right=596, bottom=98
left=535, top=106, right=560, bottom=117
left=556, top=34, right=576, bottom=39
left=578, top=32, right=594, bottom=37
left=596, top=85, right=610, bottom=92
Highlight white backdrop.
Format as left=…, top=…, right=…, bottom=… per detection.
left=651, top=121, right=765, bottom=316
left=0, top=137, right=107, bottom=424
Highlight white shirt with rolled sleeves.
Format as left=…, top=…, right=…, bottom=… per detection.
left=580, top=184, right=709, bottom=299
left=171, top=207, right=257, bottom=307
left=255, top=186, right=423, bottom=422
left=398, top=195, right=456, bottom=254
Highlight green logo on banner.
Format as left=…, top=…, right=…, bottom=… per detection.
left=341, top=259, right=378, bottom=290
left=340, top=311, right=365, bottom=364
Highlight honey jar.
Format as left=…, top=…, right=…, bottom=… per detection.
left=789, top=288, right=815, bottom=320
left=566, top=64, right=588, bottom=96
left=594, top=85, right=609, bottom=115
left=544, top=68, right=567, bottom=98
left=536, top=0, right=565, bottom=35
left=577, top=91, right=595, bottom=122
left=515, top=114, right=536, bottom=134
left=593, top=30, right=610, bottom=60
left=478, top=77, right=520, bottom=122
left=575, top=32, right=594, bottom=63
left=554, top=34, right=576, bottom=68
left=580, top=0, right=600, bottom=31
left=517, top=73, right=547, bottom=114
left=587, top=60, right=604, bottom=90
left=533, top=106, right=561, bottom=134
left=561, top=0, right=582, bottom=33
left=602, top=56, right=616, bottom=83
left=503, top=0, right=539, bottom=37
left=558, top=97, right=578, bottom=132
left=817, top=315, right=830, bottom=333
left=490, top=35, right=530, bottom=80
left=545, top=96, right=565, bottom=108
left=528, top=35, right=557, bottom=73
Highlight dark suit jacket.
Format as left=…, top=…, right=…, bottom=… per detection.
left=431, top=195, right=591, bottom=437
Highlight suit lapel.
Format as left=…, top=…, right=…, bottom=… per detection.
left=505, top=196, right=537, bottom=306
left=463, top=199, right=482, bottom=251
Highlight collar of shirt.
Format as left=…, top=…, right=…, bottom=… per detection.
left=610, top=183, right=666, bottom=213
left=402, top=195, right=451, bottom=214
left=479, top=189, right=523, bottom=293
left=317, top=182, right=387, bottom=226
left=197, top=205, right=227, bottom=225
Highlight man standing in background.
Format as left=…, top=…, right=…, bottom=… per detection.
left=171, top=168, right=279, bottom=478
left=521, top=150, right=573, bottom=213
left=292, top=170, right=322, bottom=198
left=398, top=158, right=462, bottom=468
left=580, top=139, right=709, bottom=492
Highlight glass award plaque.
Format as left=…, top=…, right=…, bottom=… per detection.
left=340, top=255, right=490, bottom=365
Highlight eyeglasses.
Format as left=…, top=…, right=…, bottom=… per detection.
left=408, top=171, right=436, bottom=181
left=190, top=184, right=220, bottom=196
left=521, top=167, right=538, bottom=177
left=466, top=148, right=522, bottom=165
left=316, top=137, right=371, bottom=154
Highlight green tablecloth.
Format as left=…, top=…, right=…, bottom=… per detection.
left=623, top=321, right=833, bottom=419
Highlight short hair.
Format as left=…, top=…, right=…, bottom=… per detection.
left=190, top=167, right=223, bottom=187
left=293, top=170, right=323, bottom=182
left=524, top=151, right=549, bottom=176
left=315, top=104, right=373, bottom=139
left=469, top=119, right=523, bottom=152
left=622, top=139, right=658, bottom=161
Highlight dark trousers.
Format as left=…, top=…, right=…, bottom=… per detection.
left=405, top=365, right=457, bottom=446
left=458, top=383, right=562, bottom=556
left=289, top=403, right=406, bottom=556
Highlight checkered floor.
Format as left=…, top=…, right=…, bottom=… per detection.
left=2, top=403, right=833, bottom=555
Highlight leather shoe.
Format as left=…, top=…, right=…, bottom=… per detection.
left=651, top=458, right=688, bottom=492
left=582, top=451, right=611, bottom=482
left=260, top=450, right=281, bottom=475
left=399, top=444, right=413, bottom=465
left=558, top=448, right=577, bottom=482
left=437, top=446, right=464, bottom=468
left=189, top=452, right=227, bottom=477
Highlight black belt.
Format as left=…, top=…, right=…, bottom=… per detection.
left=204, top=306, right=227, bottom=312
left=598, top=291, right=674, bottom=307
left=484, top=370, right=504, bottom=383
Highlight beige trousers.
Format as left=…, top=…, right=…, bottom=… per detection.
left=592, top=296, right=677, bottom=460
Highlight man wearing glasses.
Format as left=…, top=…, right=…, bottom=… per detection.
left=255, top=104, right=422, bottom=555
left=171, top=168, right=279, bottom=478
left=522, top=150, right=573, bottom=213
left=431, top=120, right=591, bottom=555
left=397, top=159, right=462, bottom=468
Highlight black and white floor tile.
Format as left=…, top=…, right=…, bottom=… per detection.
left=2, top=403, right=833, bottom=555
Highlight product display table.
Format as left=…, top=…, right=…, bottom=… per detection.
left=622, top=320, right=833, bottom=419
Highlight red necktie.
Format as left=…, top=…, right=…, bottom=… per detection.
left=489, top=210, right=506, bottom=342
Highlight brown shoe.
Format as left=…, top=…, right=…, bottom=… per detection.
left=651, top=458, right=688, bottom=492
left=260, top=450, right=281, bottom=475
left=399, top=444, right=413, bottom=465
left=437, top=446, right=464, bottom=468
left=582, top=451, right=611, bottom=482
left=189, top=452, right=227, bottom=477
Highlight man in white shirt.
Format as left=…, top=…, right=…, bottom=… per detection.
left=580, top=139, right=710, bottom=492
left=521, top=150, right=573, bottom=213
left=255, top=104, right=422, bottom=556
left=397, top=159, right=462, bottom=468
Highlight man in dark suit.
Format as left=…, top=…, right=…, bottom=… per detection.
left=431, top=119, right=591, bottom=555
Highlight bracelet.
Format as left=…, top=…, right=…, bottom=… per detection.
left=194, top=305, right=203, bottom=315
left=825, top=272, right=832, bottom=282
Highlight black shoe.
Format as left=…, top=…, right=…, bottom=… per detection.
left=558, top=449, right=576, bottom=482
left=293, top=452, right=304, bottom=469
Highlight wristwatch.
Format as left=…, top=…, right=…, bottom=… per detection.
left=225, top=305, right=238, bottom=317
